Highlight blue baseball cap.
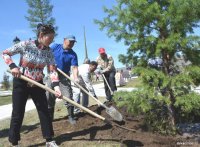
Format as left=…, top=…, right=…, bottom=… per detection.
left=65, top=35, right=77, bottom=42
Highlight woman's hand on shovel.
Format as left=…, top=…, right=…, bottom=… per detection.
left=54, top=86, right=62, bottom=98
left=11, top=67, right=21, bottom=78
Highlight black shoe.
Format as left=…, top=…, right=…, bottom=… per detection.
left=68, top=116, right=76, bottom=125
left=96, top=106, right=104, bottom=115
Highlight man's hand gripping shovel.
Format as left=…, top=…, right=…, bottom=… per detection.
left=57, top=68, right=123, bottom=122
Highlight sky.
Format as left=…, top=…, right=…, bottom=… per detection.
left=0, top=0, right=127, bottom=81
left=0, top=1, right=199, bottom=82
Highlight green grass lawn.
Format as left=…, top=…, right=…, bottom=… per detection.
left=119, top=77, right=141, bottom=88
left=0, top=96, right=12, bottom=106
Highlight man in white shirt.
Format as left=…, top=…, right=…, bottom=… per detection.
left=72, top=61, right=98, bottom=113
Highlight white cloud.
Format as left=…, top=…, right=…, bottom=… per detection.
left=13, top=29, right=30, bottom=35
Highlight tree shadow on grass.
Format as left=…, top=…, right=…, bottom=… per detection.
left=0, top=123, right=40, bottom=139
left=122, top=140, right=144, bottom=147
left=0, top=128, right=9, bottom=139
left=56, top=123, right=112, bottom=142
left=21, top=123, right=40, bottom=134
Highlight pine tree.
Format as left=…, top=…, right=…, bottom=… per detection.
left=95, top=0, right=200, bottom=134
left=2, top=72, right=10, bottom=90
left=25, top=0, right=58, bottom=36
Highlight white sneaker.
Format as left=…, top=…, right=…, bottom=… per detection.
left=46, top=141, right=59, bottom=147
left=74, top=108, right=81, bottom=114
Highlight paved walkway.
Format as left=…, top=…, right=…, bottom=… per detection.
left=0, top=83, right=135, bottom=121
left=0, top=90, right=12, bottom=96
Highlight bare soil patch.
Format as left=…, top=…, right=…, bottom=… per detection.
left=13, top=101, right=190, bottom=147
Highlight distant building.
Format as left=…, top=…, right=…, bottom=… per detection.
left=13, top=36, right=20, bottom=44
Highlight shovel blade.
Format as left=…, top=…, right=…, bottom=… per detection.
left=106, top=106, right=123, bottom=122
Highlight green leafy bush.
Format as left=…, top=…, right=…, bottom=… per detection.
left=114, top=65, right=200, bottom=135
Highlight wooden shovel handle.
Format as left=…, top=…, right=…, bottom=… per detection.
left=57, top=68, right=108, bottom=108
left=7, top=70, right=106, bottom=121
left=101, top=74, right=114, bottom=95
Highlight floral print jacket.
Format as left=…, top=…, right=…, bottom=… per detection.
left=2, top=40, right=59, bottom=87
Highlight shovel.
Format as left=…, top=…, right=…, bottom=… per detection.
left=101, top=74, right=114, bottom=95
left=7, top=70, right=109, bottom=121
left=57, top=68, right=123, bottom=122
left=7, top=70, right=136, bottom=132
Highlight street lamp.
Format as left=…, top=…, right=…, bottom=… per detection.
left=83, top=26, right=90, bottom=64
left=13, top=36, right=20, bottom=44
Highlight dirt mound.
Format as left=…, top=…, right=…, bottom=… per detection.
left=20, top=102, right=180, bottom=147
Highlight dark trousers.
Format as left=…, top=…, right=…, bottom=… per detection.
left=46, top=74, right=74, bottom=119
left=103, top=71, right=117, bottom=101
left=9, top=78, right=54, bottom=144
